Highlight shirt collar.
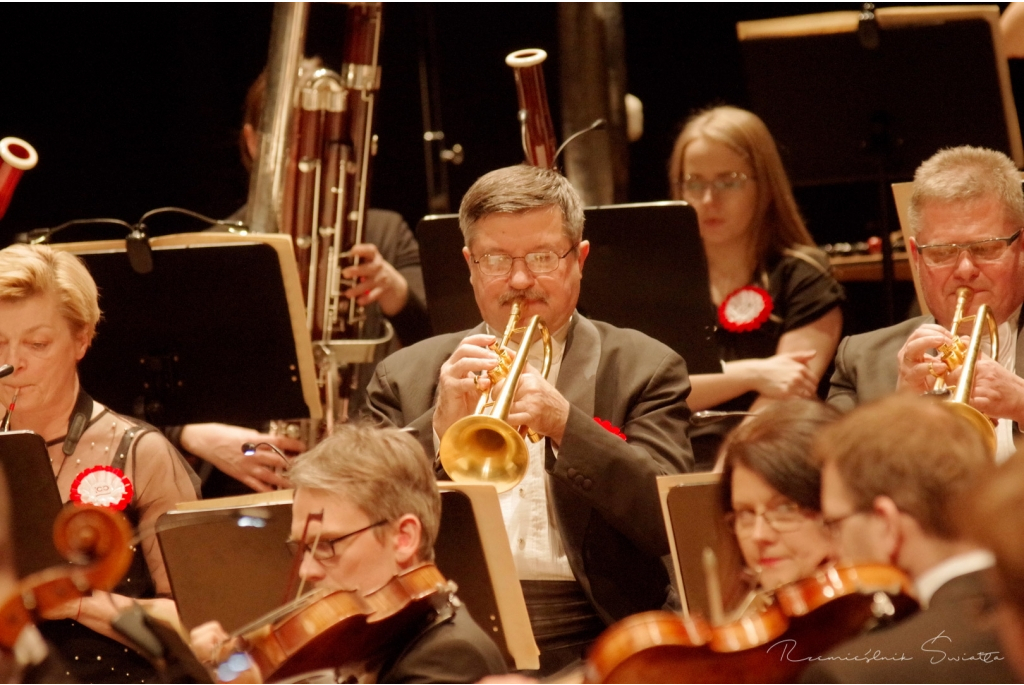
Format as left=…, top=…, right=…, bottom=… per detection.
left=914, top=549, right=994, bottom=608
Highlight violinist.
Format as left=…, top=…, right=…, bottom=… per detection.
left=719, top=399, right=839, bottom=591
left=806, top=394, right=1014, bottom=683
left=0, top=244, right=200, bottom=683
left=189, top=422, right=507, bottom=683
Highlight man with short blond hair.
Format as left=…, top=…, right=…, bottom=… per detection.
left=829, top=145, right=1024, bottom=463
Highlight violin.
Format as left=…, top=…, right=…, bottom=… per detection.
left=216, top=563, right=453, bottom=683
left=583, top=563, right=919, bottom=684
left=0, top=504, right=133, bottom=649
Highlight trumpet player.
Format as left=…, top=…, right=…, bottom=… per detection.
left=366, top=165, right=693, bottom=676
left=829, top=146, right=1024, bottom=462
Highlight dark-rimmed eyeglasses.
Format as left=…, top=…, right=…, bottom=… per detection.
left=678, top=172, right=754, bottom=199
left=725, top=502, right=812, bottom=538
left=285, top=519, right=389, bottom=561
left=916, top=228, right=1023, bottom=267
left=472, top=243, right=579, bottom=276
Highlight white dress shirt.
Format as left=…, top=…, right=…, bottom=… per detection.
left=992, top=308, right=1019, bottom=463
left=433, top=317, right=575, bottom=580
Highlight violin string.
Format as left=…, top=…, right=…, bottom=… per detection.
left=228, top=586, right=329, bottom=640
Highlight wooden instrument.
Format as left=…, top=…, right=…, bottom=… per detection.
left=584, top=563, right=918, bottom=684
left=217, top=563, right=452, bottom=683
left=250, top=3, right=387, bottom=440
left=0, top=137, right=38, bottom=222
left=506, top=49, right=559, bottom=170
left=0, top=504, right=133, bottom=649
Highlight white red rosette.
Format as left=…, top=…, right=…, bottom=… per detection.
left=718, top=285, right=773, bottom=333
left=69, top=466, right=133, bottom=510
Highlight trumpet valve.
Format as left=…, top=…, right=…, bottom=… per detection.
left=937, top=339, right=966, bottom=371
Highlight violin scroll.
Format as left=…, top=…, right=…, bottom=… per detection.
left=0, top=504, right=132, bottom=649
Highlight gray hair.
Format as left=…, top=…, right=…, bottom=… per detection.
left=458, top=165, right=585, bottom=246
left=286, top=423, right=441, bottom=562
left=909, top=146, right=1024, bottom=235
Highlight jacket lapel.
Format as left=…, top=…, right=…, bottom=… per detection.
left=556, top=313, right=600, bottom=420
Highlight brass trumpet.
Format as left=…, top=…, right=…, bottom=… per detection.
left=930, top=287, right=998, bottom=456
left=439, top=303, right=552, bottom=492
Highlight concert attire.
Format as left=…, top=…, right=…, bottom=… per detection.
left=692, top=247, right=844, bottom=468
left=828, top=309, right=1023, bottom=461
left=39, top=392, right=200, bottom=683
left=377, top=603, right=508, bottom=683
left=799, top=557, right=1015, bottom=683
left=365, top=313, right=694, bottom=674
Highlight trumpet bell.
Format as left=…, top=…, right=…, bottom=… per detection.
left=439, top=415, right=530, bottom=493
left=943, top=402, right=997, bottom=458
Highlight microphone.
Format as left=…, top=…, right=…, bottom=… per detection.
left=0, top=365, right=12, bottom=379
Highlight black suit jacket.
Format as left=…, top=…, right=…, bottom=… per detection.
left=827, top=316, right=930, bottom=412
left=365, top=314, right=694, bottom=623
left=377, top=605, right=507, bottom=684
left=828, top=313, right=1024, bottom=427
left=800, top=570, right=1016, bottom=683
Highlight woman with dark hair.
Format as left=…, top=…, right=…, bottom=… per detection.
left=719, top=399, right=838, bottom=590
left=669, top=106, right=844, bottom=468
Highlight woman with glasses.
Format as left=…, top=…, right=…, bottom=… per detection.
left=669, top=106, right=845, bottom=469
left=719, top=399, right=839, bottom=591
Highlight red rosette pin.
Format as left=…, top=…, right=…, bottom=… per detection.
left=70, top=465, right=133, bottom=510
left=718, top=285, right=773, bottom=333
left=593, top=417, right=627, bottom=441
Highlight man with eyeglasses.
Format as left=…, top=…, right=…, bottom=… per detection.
left=365, top=164, right=693, bottom=676
left=799, top=394, right=1013, bottom=683
left=188, top=423, right=507, bottom=682
left=829, top=146, right=1024, bottom=462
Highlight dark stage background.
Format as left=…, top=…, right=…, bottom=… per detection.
left=2, top=2, right=891, bottom=248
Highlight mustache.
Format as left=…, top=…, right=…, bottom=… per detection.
left=498, top=288, right=547, bottom=306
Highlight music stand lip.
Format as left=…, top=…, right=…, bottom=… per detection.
left=54, top=233, right=322, bottom=425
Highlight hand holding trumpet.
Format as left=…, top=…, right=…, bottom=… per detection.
left=896, top=323, right=960, bottom=394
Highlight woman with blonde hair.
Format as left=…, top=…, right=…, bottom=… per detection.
left=669, top=106, right=844, bottom=468
left=0, top=243, right=199, bottom=682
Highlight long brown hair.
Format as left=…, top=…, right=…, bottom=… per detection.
left=669, top=106, right=814, bottom=267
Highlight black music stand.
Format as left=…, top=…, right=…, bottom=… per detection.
left=157, top=485, right=539, bottom=670
left=738, top=6, right=1023, bottom=324
left=57, top=233, right=321, bottom=426
left=157, top=493, right=296, bottom=633
left=0, top=431, right=66, bottom=578
left=416, top=202, right=720, bottom=375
